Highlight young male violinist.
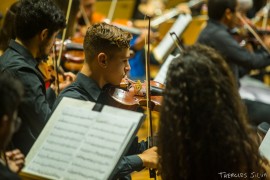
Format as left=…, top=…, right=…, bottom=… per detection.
left=0, top=0, right=73, bottom=155
left=52, top=22, right=158, bottom=180
left=197, top=0, right=270, bottom=125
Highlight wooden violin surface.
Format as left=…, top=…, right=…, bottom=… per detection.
left=106, top=79, right=164, bottom=112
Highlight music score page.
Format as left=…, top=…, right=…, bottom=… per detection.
left=22, top=97, right=144, bottom=180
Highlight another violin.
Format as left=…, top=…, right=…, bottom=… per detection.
left=105, top=78, right=164, bottom=112
left=54, top=38, right=84, bottom=72
left=38, top=58, right=64, bottom=88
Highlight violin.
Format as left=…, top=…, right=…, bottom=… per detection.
left=38, top=58, right=64, bottom=88
left=236, top=13, right=270, bottom=53
left=54, top=38, right=84, bottom=72
left=105, top=78, right=164, bottom=112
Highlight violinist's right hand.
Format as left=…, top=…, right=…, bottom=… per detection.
left=5, top=149, right=25, bottom=173
left=63, top=72, right=76, bottom=82
left=59, top=72, right=76, bottom=91
left=138, top=146, right=158, bottom=169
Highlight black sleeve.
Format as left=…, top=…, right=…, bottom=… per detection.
left=17, top=68, right=52, bottom=137
left=206, top=29, right=270, bottom=69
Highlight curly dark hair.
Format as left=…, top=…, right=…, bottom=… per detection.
left=15, top=0, right=66, bottom=41
left=83, top=22, right=132, bottom=61
left=158, top=44, right=266, bottom=180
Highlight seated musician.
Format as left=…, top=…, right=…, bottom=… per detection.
left=197, top=0, right=270, bottom=125
left=158, top=44, right=269, bottom=179
left=52, top=22, right=158, bottom=180
left=0, top=0, right=74, bottom=155
left=0, top=71, right=24, bottom=179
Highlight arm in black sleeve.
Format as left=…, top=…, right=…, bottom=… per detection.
left=112, top=136, right=148, bottom=178
left=46, top=87, right=56, bottom=109
left=209, top=30, right=270, bottom=69
left=126, top=136, right=148, bottom=155
left=113, top=155, right=144, bottom=179
left=17, top=69, right=52, bottom=137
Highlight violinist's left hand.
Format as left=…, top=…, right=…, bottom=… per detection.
left=59, top=72, right=76, bottom=91
left=5, top=149, right=25, bottom=173
left=63, top=72, right=76, bottom=82
left=51, top=72, right=76, bottom=92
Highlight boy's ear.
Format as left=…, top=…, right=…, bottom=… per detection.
left=40, top=28, right=49, bottom=41
left=224, top=8, right=233, bottom=21
left=97, top=52, right=108, bottom=68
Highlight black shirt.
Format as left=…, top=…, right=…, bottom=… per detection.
left=53, top=72, right=146, bottom=179
left=0, top=163, right=21, bottom=180
left=0, top=40, right=56, bottom=155
left=197, top=19, right=270, bottom=84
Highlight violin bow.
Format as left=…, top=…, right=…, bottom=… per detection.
left=53, top=0, right=73, bottom=95
left=145, top=15, right=156, bottom=180
left=106, top=0, right=118, bottom=23
left=56, top=0, right=73, bottom=69
left=52, top=46, right=60, bottom=95
left=237, top=13, right=270, bottom=54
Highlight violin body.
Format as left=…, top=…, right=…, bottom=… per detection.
left=55, top=38, right=85, bottom=72
left=38, top=61, right=55, bottom=83
left=63, top=50, right=84, bottom=72
left=106, top=80, right=164, bottom=112
left=38, top=59, right=64, bottom=88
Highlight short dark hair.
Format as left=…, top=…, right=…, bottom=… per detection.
left=83, top=22, right=132, bottom=61
left=158, top=44, right=266, bottom=179
left=15, top=0, right=66, bottom=41
left=208, top=0, right=237, bottom=20
left=0, top=71, right=23, bottom=119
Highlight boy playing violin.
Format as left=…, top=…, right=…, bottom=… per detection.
left=52, top=22, right=158, bottom=180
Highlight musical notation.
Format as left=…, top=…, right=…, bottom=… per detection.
left=22, top=97, right=144, bottom=180
left=259, top=129, right=270, bottom=161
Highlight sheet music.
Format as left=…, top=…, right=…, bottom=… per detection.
left=259, top=130, right=270, bottom=161
left=151, top=0, right=203, bottom=27
left=153, top=14, right=192, bottom=63
left=154, top=54, right=179, bottom=84
left=22, top=97, right=144, bottom=180
left=239, top=76, right=270, bottom=104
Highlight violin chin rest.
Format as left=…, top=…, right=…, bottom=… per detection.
left=150, top=86, right=163, bottom=96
